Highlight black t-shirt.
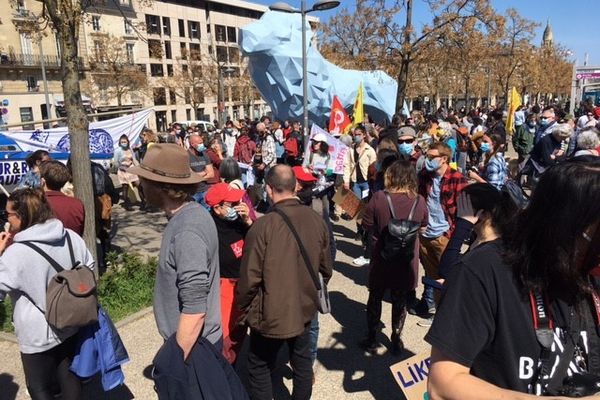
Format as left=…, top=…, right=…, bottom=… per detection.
left=426, top=239, right=599, bottom=395
left=211, top=213, right=249, bottom=279
left=354, top=147, right=366, bottom=183
left=188, top=151, right=210, bottom=192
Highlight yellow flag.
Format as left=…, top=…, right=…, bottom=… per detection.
left=505, top=87, right=522, bottom=135
left=353, top=82, right=364, bottom=125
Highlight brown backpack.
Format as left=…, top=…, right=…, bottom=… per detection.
left=21, top=234, right=98, bottom=331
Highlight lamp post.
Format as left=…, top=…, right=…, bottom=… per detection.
left=218, top=65, right=235, bottom=127
left=269, top=0, right=340, bottom=149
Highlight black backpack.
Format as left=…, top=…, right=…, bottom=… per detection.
left=380, top=193, right=421, bottom=262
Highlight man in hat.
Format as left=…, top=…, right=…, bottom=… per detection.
left=397, top=126, right=422, bottom=166
left=130, top=144, right=222, bottom=359
left=205, top=182, right=252, bottom=364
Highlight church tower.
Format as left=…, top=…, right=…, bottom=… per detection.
left=542, top=20, right=554, bottom=48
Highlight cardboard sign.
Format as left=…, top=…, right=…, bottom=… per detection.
left=332, top=187, right=363, bottom=219
left=389, top=350, right=432, bottom=400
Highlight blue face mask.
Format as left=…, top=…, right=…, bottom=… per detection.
left=527, top=121, right=536, bottom=128
left=539, top=118, right=550, bottom=127
left=398, top=143, right=414, bottom=155
left=425, top=158, right=441, bottom=172
left=120, top=143, right=128, bottom=149
left=353, top=135, right=362, bottom=144
left=196, top=144, right=206, bottom=152
left=224, top=207, right=238, bottom=221
left=480, top=142, right=491, bottom=153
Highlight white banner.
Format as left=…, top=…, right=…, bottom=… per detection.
left=306, top=124, right=349, bottom=175
left=3, top=109, right=152, bottom=154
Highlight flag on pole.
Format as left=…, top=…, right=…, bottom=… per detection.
left=505, top=87, right=522, bottom=135
left=328, top=95, right=352, bottom=135
left=353, top=82, right=364, bottom=125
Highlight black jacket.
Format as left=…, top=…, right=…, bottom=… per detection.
left=152, top=335, right=249, bottom=400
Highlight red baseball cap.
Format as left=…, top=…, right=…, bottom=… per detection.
left=292, top=166, right=317, bottom=183
left=205, top=183, right=245, bottom=207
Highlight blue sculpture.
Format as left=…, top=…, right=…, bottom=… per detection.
left=240, top=11, right=398, bottom=125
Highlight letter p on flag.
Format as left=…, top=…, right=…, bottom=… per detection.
left=329, top=95, right=351, bottom=135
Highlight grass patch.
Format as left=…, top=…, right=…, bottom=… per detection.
left=0, top=252, right=157, bottom=333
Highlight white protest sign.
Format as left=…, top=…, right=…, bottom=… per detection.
left=306, top=124, right=349, bottom=175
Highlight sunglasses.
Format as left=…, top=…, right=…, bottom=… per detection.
left=398, top=138, right=415, bottom=144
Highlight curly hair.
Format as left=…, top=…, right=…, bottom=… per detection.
left=577, top=128, right=600, bottom=150
left=384, top=160, right=417, bottom=195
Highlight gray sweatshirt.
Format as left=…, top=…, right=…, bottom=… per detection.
left=153, top=202, right=222, bottom=345
left=0, top=219, right=94, bottom=354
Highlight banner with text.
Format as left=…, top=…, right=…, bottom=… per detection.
left=389, top=350, right=432, bottom=400
left=3, top=108, right=152, bottom=154
left=306, top=124, right=349, bottom=175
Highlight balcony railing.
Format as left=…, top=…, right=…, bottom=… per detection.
left=0, top=53, right=84, bottom=69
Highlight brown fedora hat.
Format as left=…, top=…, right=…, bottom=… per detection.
left=129, top=144, right=202, bottom=185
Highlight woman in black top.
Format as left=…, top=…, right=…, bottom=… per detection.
left=427, top=158, right=600, bottom=399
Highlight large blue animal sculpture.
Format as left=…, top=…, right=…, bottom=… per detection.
left=240, top=11, right=398, bottom=125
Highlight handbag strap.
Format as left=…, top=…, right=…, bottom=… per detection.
left=273, top=208, right=321, bottom=291
left=19, top=234, right=77, bottom=274
left=384, top=193, right=419, bottom=221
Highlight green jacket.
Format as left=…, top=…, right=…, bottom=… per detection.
left=512, top=124, right=535, bottom=156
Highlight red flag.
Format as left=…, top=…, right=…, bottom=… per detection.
left=328, top=96, right=351, bottom=135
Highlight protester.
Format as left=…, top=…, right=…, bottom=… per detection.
left=412, top=142, right=467, bottom=325
left=285, top=121, right=304, bottom=165
left=113, top=134, right=140, bottom=211
left=222, top=120, right=240, bottom=156
left=205, top=183, right=252, bottom=364
left=219, top=157, right=257, bottom=221
left=0, top=188, right=94, bottom=400
left=343, top=125, right=377, bottom=200
left=39, top=161, right=85, bottom=236
left=397, top=126, right=421, bottom=165
left=427, top=158, right=600, bottom=398
left=130, top=144, right=222, bottom=357
left=17, top=150, right=51, bottom=189
left=573, top=128, right=600, bottom=157
left=304, top=132, right=331, bottom=174
left=272, top=121, right=286, bottom=163
left=361, top=160, right=428, bottom=355
left=233, top=126, right=257, bottom=165
left=512, top=113, right=536, bottom=163
left=529, top=123, right=571, bottom=170
left=236, top=164, right=333, bottom=400
left=187, top=134, right=215, bottom=207
left=534, top=105, right=558, bottom=144
left=468, top=134, right=508, bottom=190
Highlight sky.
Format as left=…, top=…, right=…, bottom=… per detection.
left=250, top=0, right=599, bottom=66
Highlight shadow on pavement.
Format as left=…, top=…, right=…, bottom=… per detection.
left=0, top=373, right=19, bottom=400
left=318, top=291, right=413, bottom=400
left=82, top=375, right=135, bottom=399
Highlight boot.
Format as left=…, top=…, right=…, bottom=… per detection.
left=390, top=329, right=404, bottom=356
left=359, top=331, right=381, bottom=355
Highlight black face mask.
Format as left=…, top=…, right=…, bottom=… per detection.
left=297, top=187, right=313, bottom=205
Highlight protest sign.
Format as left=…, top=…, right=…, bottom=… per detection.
left=389, top=350, right=432, bottom=400
left=305, top=124, right=349, bottom=175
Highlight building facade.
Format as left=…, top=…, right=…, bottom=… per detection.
left=0, top=0, right=275, bottom=131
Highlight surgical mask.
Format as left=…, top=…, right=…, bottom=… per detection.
left=224, top=207, right=238, bottom=221
left=480, top=142, right=491, bottom=153
left=425, top=158, right=441, bottom=172
left=120, top=143, right=128, bottom=149
left=225, top=128, right=233, bottom=134
left=196, top=144, right=206, bottom=152
left=539, top=118, right=550, bottom=127
left=527, top=121, right=536, bottom=128
left=398, top=143, right=414, bottom=155
left=353, top=135, right=362, bottom=144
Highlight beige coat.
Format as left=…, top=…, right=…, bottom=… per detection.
left=343, top=143, right=377, bottom=184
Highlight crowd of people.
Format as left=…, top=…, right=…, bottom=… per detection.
left=0, top=101, right=598, bottom=400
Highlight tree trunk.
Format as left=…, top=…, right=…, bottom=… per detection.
left=464, top=77, right=470, bottom=110
left=395, top=0, right=413, bottom=118
left=57, top=23, right=98, bottom=271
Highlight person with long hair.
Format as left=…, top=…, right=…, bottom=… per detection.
left=360, top=160, right=428, bottom=355
left=468, top=134, right=508, bottom=190
left=426, top=158, right=600, bottom=399
left=0, top=188, right=94, bottom=400
left=113, top=134, right=140, bottom=210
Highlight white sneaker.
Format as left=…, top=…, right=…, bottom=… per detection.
left=352, top=256, right=370, bottom=266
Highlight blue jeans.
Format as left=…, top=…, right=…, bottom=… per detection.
left=309, top=314, right=319, bottom=364
left=352, top=182, right=369, bottom=200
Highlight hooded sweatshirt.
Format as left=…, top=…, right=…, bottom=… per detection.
left=0, top=219, right=94, bottom=354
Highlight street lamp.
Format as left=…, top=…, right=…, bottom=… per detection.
left=218, top=65, right=235, bottom=127
left=269, top=0, right=340, bottom=148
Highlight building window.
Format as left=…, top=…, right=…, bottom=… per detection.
left=148, top=39, right=162, bottom=58
left=186, top=109, right=191, bottom=120
left=178, top=19, right=185, bottom=37
left=169, top=89, right=177, bottom=105
left=182, top=64, right=188, bottom=74
left=171, top=109, right=177, bottom=124
left=26, top=76, right=37, bottom=91
left=188, top=21, right=199, bottom=39
left=123, top=18, right=132, bottom=34
left=179, top=43, right=187, bottom=60
left=228, top=47, right=239, bottom=63
left=20, top=107, right=34, bottom=129
left=153, top=88, right=166, bottom=106
left=216, top=46, right=228, bottom=63
left=93, top=40, right=105, bottom=62
left=126, top=43, right=135, bottom=64
left=91, top=16, right=101, bottom=31
left=207, top=24, right=211, bottom=33
left=167, top=64, right=173, bottom=76
left=150, top=63, right=164, bottom=77
left=146, top=14, right=160, bottom=35
left=184, top=88, right=191, bottom=104
left=193, top=88, right=204, bottom=104
left=120, top=0, right=131, bottom=6
left=189, top=43, right=200, bottom=59
left=162, top=17, right=171, bottom=36
left=215, top=25, right=226, bottom=42
left=227, top=27, right=237, bottom=43
left=164, top=41, right=172, bottom=59
left=233, top=105, right=240, bottom=120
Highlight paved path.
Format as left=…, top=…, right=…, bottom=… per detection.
left=0, top=204, right=431, bottom=400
